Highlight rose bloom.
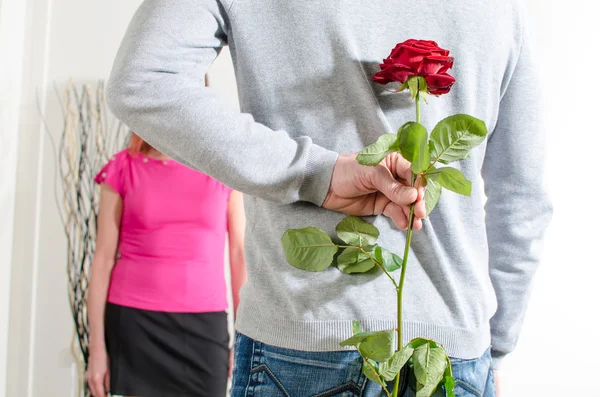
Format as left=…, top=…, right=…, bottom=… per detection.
left=373, top=39, right=455, bottom=95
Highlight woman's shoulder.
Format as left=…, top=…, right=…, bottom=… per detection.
left=94, top=149, right=132, bottom=195
left=111, top=148, right=133, bottom=162
left=176, top=167, right=232, bottom=198
left=197, top=171, right=232, bottom=192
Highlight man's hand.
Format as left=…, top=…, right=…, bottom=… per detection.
left=323, top=153, right=426, bottom=230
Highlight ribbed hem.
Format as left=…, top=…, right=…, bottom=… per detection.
left=491, top=350, right=506, bottom=369
left=298, top=144, right=339, bottom=206
left=236, top=312, right=491, bottom=360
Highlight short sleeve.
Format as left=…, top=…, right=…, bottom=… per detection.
left=94, top=150, right=128, bottom=195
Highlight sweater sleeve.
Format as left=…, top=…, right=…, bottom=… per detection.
left=106, top=0, right=338, bottom=206
left=481, top=24, right=553, bottom=369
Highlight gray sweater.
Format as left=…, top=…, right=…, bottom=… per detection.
left=106, top=0, right=552, bottom=367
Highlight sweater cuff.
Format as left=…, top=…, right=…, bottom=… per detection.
left=491, top=349, right=507, bottom=369
left=298, top=144, right=339, bottom=206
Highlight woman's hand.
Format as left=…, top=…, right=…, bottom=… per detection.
left=86, top=349, right=110, bottom=397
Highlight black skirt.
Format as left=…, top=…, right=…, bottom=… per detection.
left=105, top=303, right=229, bottom=397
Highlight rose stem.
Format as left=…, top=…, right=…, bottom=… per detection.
left=393, top=81, right=421, bottom=397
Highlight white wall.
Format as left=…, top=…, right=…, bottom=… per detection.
left=501, top=1, right=600, bottom=396
left=0, top=0, right=27, bottom=395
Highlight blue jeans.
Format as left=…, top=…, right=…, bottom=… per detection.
left=231, top=333, right=495, bottom=397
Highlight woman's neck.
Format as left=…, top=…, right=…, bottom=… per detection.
left=145, top=148, right=169, bottom=160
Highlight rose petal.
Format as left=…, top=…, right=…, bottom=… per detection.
left=380, top=40, right=453, bottom=85
left=385, top=48, right=425, bottom=70
left=426, top=73, right=456, bottom=95
left=412, top=40, right=440, bottom=50
left=373, top=64, right=395, bottom=84
left=429, top=86, right=452, bottom=95
left=418, top=56, right=455, bottom=75
left=386, top=43, right=406, bottom=61
left=429, top=48, right=450, bottom=57
left=373, top=74, right=391, bottom=84
left=373, top=64, right=415, bottom=85
left=412, top=41, right=450, bottom=57
left=426, top=73, right=456, bottom=87
left=398, top=46, right=433, bottom=70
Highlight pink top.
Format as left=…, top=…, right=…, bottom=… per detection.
left=94, top=149, right=232, bottom=313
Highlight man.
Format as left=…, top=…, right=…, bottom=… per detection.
left=106, top=1, right=552, bottom=396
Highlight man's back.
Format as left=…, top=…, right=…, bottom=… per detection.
left=107, top=0, right=551, bottom=370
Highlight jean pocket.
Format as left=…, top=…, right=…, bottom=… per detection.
left=452, top=360, right=496, bottom=397
left=246, top=342, right=366, bottom=397
left=249, top=363, right=291, bottom=396
left=453, top=380, right=483, bottom=397
left=248, top=363, right=365, bottom=397
left=450, top=349, right=493, bottom=397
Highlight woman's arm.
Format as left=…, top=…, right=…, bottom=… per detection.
left=86, top=184, right=122, bottom=397
left=227, top=190, right=247, bottom=320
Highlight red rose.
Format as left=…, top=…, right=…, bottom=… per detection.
left=373, top=39, right=455, bottom=96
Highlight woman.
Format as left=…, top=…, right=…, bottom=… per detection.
left=85, top=133, right=247, bottom=397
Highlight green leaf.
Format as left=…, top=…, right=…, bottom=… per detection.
left=407, top=338, right=430, bottom=349
left=358, top=329, right=395, bottom=362
left=418, top=76, right=428, bottom=92
left=374, top=246, right=403, bottom=273
left=357, top=134, right=399, bottom=166
left=340, top=328, right=391, bottom=348
left=352, top=320, right=361, bottom=335
left=379, top=348, right=414, bottom=381
left=416, top=381, right=441, bottom=397
left=340, top=332, right=371, bottom=348
left=397, top=122, right=430, bottom=174
left=424, top=177, right=442, bottom=217
left=431, top=385, right=447, bottom=397
left=429, top=114, right=488, bottom=164
left=407, top=76, right=428, bottom=100
left=425, top=167, right=472, bottom=196
left=395, top=81, right=409, bottom=93
left=413, top=343, right=448, bottom=393
left=443, top=360, right=456, bottom=397
left=362, top=359, right=385, bottom=385
left=408, top=78, right=419, bottom=100
left=341, top=329, right=395, bottom=362
left=336, top=216, right=380, bottom=246
left=337, top=247, right=377, bottom=274
left=281, top=228, right=338, bottom=272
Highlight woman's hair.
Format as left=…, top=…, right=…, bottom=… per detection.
left=128, top=132, right=153, bottom=155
